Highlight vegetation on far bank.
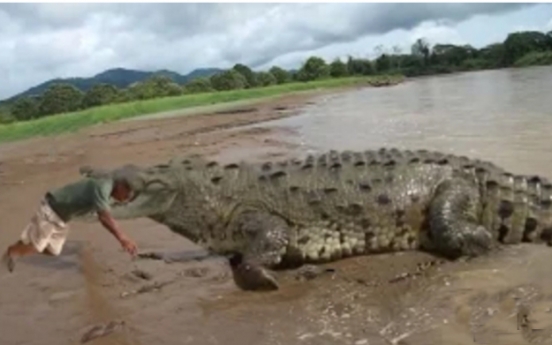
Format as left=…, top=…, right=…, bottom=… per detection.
left=0, top=28, right=550, bottom=143
left=0, top=75, right=402, bottom=143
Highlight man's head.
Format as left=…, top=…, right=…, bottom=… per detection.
left=81, top=163, right=179, bottom=220
left=111, top=177, right=134, bottom=202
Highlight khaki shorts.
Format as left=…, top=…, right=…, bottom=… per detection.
left=20, top=199, right=69, bottom=256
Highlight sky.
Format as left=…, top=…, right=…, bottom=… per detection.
left=1, top=2, right=551, bottom=100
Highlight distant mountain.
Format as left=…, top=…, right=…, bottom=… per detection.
left=3, top=67, right=224, bottom=103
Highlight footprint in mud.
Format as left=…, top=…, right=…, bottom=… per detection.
left=80, top=320, right=126, bottom=343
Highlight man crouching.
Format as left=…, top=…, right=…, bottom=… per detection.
left=2, top=172, right=138, bottom=272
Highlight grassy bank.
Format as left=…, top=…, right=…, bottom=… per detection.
left=513, top=51, right=552, bottom=67
left=0, top=75, right=403, bottom=144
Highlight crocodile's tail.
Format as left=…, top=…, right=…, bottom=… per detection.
left=472, top=166, right=552, bottom=246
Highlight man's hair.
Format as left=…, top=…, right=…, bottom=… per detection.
left=113, top=176, right=132, bottom=189
left=111, top=166, right=143, bottom=191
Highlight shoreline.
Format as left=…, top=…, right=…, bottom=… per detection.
left=0, top=86, right=343, bottom=166
left=0, top=75, right=404, bottom=144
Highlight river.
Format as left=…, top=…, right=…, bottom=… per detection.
left=260, top=66, right=552, bottom=177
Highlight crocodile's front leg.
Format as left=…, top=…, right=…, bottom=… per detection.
left=427, top=178, right=495, bottom=259
left=227, top=211, right=290, bottom=291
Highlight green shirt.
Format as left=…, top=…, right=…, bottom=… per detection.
left=46, top=177, right=114, bottom=222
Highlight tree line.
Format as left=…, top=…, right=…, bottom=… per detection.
left=1, top=29, right=551, bottom=124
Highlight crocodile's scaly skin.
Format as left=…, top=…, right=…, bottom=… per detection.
left=81, top=148, right=552, bottom=291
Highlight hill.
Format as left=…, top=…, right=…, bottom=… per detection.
left=2, top=67, right=223, bottom=103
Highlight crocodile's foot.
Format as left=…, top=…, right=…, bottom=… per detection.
left=456, top=225, right=495, bottom=258
left=228, top=253, right=279, bottom=292
left=1, top=251, right=14, bottom=273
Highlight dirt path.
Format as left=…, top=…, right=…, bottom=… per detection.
left=1, top=86, right=552, bottom=345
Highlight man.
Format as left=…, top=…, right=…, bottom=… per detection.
left=2, top=172, right=138, bottom=272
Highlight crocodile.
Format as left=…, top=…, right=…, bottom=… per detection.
left=80, top=148, right=552, bottom=291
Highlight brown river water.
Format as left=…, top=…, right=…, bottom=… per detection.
left=256, top=66, right=552, bottom=177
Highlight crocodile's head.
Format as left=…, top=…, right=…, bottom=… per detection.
left=79, top=163, right=180, bottom=220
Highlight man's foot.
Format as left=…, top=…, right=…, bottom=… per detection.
left=228, top=253, right=279, bottom=292
left=1, top=251, right=15, bottom=273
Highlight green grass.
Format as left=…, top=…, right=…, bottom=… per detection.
left=0, top=75, right=403, bottom=144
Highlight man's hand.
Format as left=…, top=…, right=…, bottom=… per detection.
left=118, top=236, right=138, bottom=257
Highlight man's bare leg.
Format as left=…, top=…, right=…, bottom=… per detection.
left=2, top=240, right=55, bottom=272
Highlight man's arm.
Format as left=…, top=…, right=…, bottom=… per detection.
left=97, top=209, right=126, bottom=242
left=97, top=209, right=137, bottom=256
left=92, top=180, right=137, bottom=256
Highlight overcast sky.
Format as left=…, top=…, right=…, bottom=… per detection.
left=1, top=3, right=551, bottom=100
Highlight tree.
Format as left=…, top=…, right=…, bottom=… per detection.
left=479, top=43, right=506, bottom=67
left=129, top=75, right=182, bottom=100
left=346, top=56, right=357, bottom=75
left=232, top=64, right=258, bottom=88
left=296, top=56, right=330, bottom=81
left=38, top=83, right=83, bottom=116
left=503, top=31, right=550, bottom=65
left=359, top=60, right=374, bottom=75
left=290, top=70, right=300, bottom=82
left=210, top=69, right=248, bottom=91
left=430, top=44, right=473, bottom=67
left=269, top=66, right=290, bottom=84
left=256, top=71, right=277, bottom=87
left=329, top=58, right=348, bottom=78
left=547, top=31, right=552, bottom=49
left=81, top=83, right=119, bottom=108
left=113, top=89, right=134, bottom=103
left=392, top=45, right=403, bottom=69
left=183, top=77, right=214, bottom=94
left=347, top=56, right=373, bottom=75
left=11, top=96, right=40, bottom=121
left=375, top=54, right=391, bottom=72
left=411, top=38, right=431, bottom=65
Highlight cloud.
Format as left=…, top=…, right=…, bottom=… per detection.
left=546, top=17, right=552, bottom=31
left=0, top=3, right=544, bottom=99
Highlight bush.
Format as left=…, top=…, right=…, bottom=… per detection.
left=514, top=51, right=552, bottom=67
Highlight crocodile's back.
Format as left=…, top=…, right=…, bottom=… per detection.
left=178, top=150, right=448, bottom=258
left=169, top=148, right=552, bottom=263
